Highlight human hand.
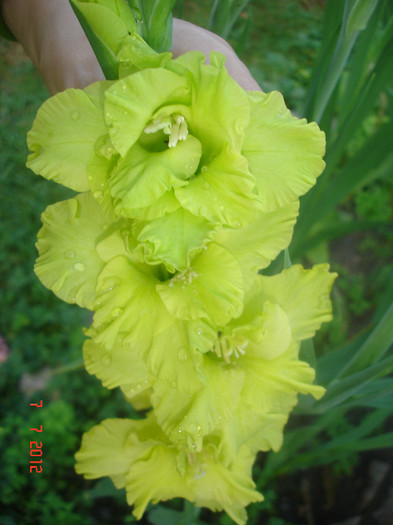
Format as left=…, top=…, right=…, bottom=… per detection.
left=2, top=0, right=260, bottom=94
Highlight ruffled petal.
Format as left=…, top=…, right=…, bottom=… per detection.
left=214, top=201, right=299, bottom=290
left=156, top=243, right=244, bottom=326
left=152, top=354, right=245, bottom=450
left=83, top=338, right=150, bottom=396
left=108, top=136, right=202, bottom=216
left=175, top=147, right=261, bottom=227
left=134, top=207, right=218, bottom=272
left=35, top=192, right=109, bottom=309
left=88, top=255, right=171, bottom=350
left=27, top=82, right=110, bottom=191
left=188, top=444, right=263, bottom=525
left=256, top=264, right=337, bottom=341
left=242, top=91, right=325, bottom=211
left=171, top=51, right=250, bottom=153
left=104, top=68, right=191, bottom=156
left=74, top=418, right=135, bottom=485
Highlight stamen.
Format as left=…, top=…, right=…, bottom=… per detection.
left=144, top=114, right=189, bottom=148
left=213, top=334, right=248, bottom=363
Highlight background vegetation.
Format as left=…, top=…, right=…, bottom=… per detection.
left=1, top=1, right=392, bottom=524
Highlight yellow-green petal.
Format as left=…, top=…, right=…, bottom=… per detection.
left=83, top=338, right=150, bottom=396
left=175, top=147, right=261, bottom=228
left=242, top=91, right=325, bottom=212
left=27, top=83, right=109, bottom=191
left=89, top=255, right=171, bottom=350
left=104, top=68, right=191, bottom=156
left=214, top=201, right=299, bottom=290
left=134, top=207, right=218, bottom=272
left=108, top=136, right=202, bottom=216
left=75, top=418, right=135, bottom=484
left=35, top=193, right=108, bottom=309
left=156, top=243, right=244, bottom=326
left=257, top=264, right=337, bottom=341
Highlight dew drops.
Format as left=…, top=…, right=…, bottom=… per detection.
left=70, top=110, right=80, bottom=121
left=64, top=250, right=75, bottom=259
left=203, top=182, right=210, bottom=190
left=318, top=294, right=330, bottom=309
left=103, top=277, right=121, bottom=293
left=111, top=307, right=123, bottom=319
left=116, top=332, right=127, bottom=343
left=73, top=262, right=85, bottom=272
left=93, top=190, right=103, bottom=200
left=201, top=165, right=208, bottom=173
left=177, top=349, right=188, bottom=362
left=101, top=354, right=112, bottom=366
left=189, top=423, right=202, bottom=436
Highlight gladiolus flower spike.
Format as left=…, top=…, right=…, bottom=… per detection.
left=27, top=36, right=336, bottom=525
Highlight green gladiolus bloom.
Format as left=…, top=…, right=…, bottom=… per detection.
left=27, top=39, right=335, bottom=524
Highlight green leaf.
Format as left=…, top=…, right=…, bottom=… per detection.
left=338, top=300, right=393, bottom=377
left=138, top=0, right=176, bottom=52
left=314, top=354, right=393, bottom=413
left=69, top=0, right=129, bottom=79
left=346, top=0, right=379, bottom=33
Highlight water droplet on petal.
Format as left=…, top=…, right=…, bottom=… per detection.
left=204, top=182, right=210, bottom=190
left=101, top=354, right=112, bottom=366
left=111, top=307, right=123, bottom=319
left=93, top=190, right=103, bottom=200
left=70, top=110, right=80, bottom=121
left=64, top=250, right=75, bottom=259
left=73, top=262, right=85, bottom=272
left=318, top=294, right=330, bottom=309
left=201, top=165, right=208, bottom=173
left=116, top=332, right=127, bottom=343
left=177, top=349, right=188, bottom=362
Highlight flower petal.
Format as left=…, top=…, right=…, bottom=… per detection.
left=134, top=207, right=218, bottom=272
left=242, top=91, right=325, bottom=211
left=188, top=444, right=263, bottom=525
left=153, top=354, right=244, bottom=450
left=75, top=418, right=135, bottom=485
left=175, top=147, right=261, bottom=227
left=104, top=68, right=191, bottom=156
left=171, top=51, right=250, bottom=153
left=88, top=255, right=171, bottom=350
left=156, top=243, right=244, bottom=326
left=108, top=135, right=202, bottom=216
left=214, top=201, right=299, bottom=290
left=83, top=338, right=150, bottom=395
left=256, top=264, right=337, bottom=341
left=35, top=192, right=108, bottom=309
left=27, top=82, right=110, bottom=191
